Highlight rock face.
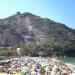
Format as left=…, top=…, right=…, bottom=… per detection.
left=0, top=12, right=75, bottom=47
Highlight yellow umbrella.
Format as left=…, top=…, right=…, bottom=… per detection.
left=50, top=70, right=55, bottom=75
left=0, top=72, right=8, bottom=75
left=15, top=72, right=23, bottom=75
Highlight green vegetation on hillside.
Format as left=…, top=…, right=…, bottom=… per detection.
left=0, top=12, right=75, bottom=57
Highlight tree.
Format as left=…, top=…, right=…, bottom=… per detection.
left=19, top=43, right=31, bottom=55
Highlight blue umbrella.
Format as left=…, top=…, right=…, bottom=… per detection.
left=21, top=67, right=31, bottom=74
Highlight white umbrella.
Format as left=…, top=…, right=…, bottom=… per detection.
left=69, top=73, right=75, bottom=75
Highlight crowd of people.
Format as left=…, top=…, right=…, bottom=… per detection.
left=0, top=56, right=75, bottom=75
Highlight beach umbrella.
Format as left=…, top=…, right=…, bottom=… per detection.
left=69, top=73, right=75, bottom=75
left=0, top=72, right=8, bottom=75
left=50, top=70, right=55, bottom=75
left=21, top=67, right=31, bottom=74
left=8, top=68, right=12, bottom=70
left=0, top=66, right=4, bottom=72
left=15, top=72, right=23, bottom=75
left=34, top=72, right=39, bottom=75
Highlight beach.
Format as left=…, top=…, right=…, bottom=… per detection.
left=0, top=56, right=75, bottom=75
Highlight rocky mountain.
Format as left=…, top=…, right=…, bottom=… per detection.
left=0, top=12, right=75, bottom=48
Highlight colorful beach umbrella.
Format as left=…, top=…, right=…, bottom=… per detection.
left=0, top=72, right=8, bottom=75
left=15, top=72, right=23, bottom=75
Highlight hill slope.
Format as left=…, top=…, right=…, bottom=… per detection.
left=0, top=12, right=75, bottom=48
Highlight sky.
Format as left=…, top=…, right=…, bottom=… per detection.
left=0, top=0, right=75, bottom=29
